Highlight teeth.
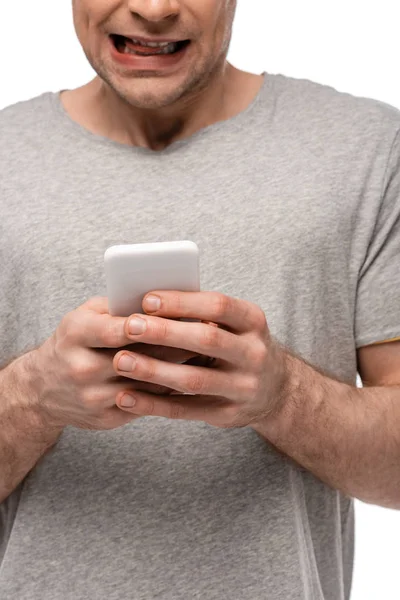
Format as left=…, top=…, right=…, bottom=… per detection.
left=130, top=39, right=174, bottom=48
left=123, top=42, right=179, bottom=55
left=147, top=42, right=170, bottom=48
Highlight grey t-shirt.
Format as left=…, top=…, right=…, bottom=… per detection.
left=0, top=72, right=399, bottom=600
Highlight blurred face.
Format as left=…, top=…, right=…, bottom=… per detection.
left=72, top=0, right=237, bottom=109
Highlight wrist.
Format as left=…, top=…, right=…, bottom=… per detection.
left=6, top=350, right=65, bottom=437
left=252, top=351, right=319, bottom=441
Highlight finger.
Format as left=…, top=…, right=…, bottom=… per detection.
left=115, top=389, right=232, bottom=425
left=113, top=350, right=247, bottom=401
left=81, top=380, right=149, bottom=410
left=83, top=377, right=178, bottom=417
left=124, top=315, right=247, bottom=366
left=100, top=344, right=200, bottom=380
left=67, top=307, right=133, bottom=349
left=142, top=291, right=267, bottom=334
left=102, top=344, right=198, bottom=363
left=79, top=296, right=110, bottom=314
left=64, top=308, right=196, bottom=354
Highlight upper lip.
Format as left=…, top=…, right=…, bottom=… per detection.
left=111, top=34, right=188, bottom=43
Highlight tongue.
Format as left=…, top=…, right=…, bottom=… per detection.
left=124, top=39, right=171, bottom=54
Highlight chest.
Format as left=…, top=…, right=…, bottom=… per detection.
left=0, top=147, right=357, bottom=376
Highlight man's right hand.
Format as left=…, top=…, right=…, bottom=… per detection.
left=27, top=297, right=201, bottom=431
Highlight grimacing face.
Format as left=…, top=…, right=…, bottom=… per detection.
left=72, top=0, right=237, bottom=109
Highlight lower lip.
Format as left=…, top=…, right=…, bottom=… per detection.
left=109, top=38, right=190, bottom=71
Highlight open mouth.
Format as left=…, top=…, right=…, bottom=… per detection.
left=110, top=35, right=191, bottom=57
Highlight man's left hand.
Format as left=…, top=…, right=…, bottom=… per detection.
left=113, top=291, right=289, bottom=428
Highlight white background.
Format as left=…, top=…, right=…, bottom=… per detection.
left=1, top=1, right=399, bottom=598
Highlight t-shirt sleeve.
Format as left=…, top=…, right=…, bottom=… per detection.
left=355, top=128, right=400, bottom=348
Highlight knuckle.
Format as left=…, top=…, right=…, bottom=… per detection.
left=211, top=293, right=230, bottom=319
left=81, top=296, right=107, bottom=313
left=200, top=325, right=220, bottom=350
left=253, top=306, right=268, bottom=331
left=248, top=340, right=268, bottom=369
left=184, top=372, right=206, bottom=394
left=70, top=355, right=98, bottom=383
left=240, top=375, right=260, bottom=398
left=60, top=312, right=83, bottom=343
left=155, top=319, right=169, bottom=341
left=81, top=386, right=103, bottom=410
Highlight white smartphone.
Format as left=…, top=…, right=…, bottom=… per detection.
left=104, top=241, right=200, bottom=317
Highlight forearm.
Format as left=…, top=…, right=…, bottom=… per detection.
left=253, top=352, right=400, bottom=509
left=0, top=352, right=63, bottom=503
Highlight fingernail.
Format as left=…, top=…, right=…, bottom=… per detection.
left=129, top=317, right=147, bottom=335
left=120, top=394, right=136, bottom=408
left=118, top=355, right=136, bottom=372
left=144, top=295, right=161, bottom=312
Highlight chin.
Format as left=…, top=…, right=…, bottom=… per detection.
left=113, top=77, right=196, bottom=110
left=122, top=92, right=180, bottom=110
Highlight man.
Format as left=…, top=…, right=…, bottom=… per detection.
left=0, top=0, right=399, bottom=598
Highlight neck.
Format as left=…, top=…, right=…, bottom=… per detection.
left=60, top=64, right=264, bottom=150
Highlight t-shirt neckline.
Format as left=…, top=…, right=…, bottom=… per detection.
left=47, top=72, right=270, bottom=156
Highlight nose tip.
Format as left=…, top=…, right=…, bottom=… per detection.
left=128, top=0, right=180, bottom=22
